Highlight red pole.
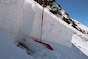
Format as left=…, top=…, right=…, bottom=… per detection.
left=40, top=3, right=44, bottom=41
left=35, top=1, right=54, bottom=51
left=42, top=3, right=44, bottom=22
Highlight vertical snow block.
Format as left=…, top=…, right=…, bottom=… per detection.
left=0, top=0, right=24, bottom=33
left=30, top=2, right=74, bottom=47
left=0, top=0, right=24, bottom=41
left=21, top=0, right=36, bottom=36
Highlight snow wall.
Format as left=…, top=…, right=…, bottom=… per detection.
left=0, top=0, right=74, bottom=47
left=0, top=0, right=24, bottom=41
left=22, top=0, right=74, bottom=47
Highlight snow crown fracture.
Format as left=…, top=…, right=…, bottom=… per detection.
left=34, top=0, right=88, bottom=34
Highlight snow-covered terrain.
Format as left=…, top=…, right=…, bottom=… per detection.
left=0, top=31, right=34, bottom=59
left=0, top=0, right=88, bottom=59
left=1, top=30, right=88, bottom=59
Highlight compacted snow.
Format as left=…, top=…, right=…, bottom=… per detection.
left=0, top=0, right=88, bottom=59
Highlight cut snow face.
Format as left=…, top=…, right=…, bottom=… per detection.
left=28, top=0, right=74, bottom=47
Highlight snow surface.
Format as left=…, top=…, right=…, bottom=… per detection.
left=72, top=34, right=88, bottom=56
left=0, top=0, right=88, bottom=59
left=0, top=30, right=88, bottom=59
left=0, top=31, right=34, bottom=59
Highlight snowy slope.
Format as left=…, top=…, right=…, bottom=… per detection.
left=72, top=34, right=88, bottom=56
left=0, top=31, right=34, bottom=59
left=0, top=0, right=88, bottom=59
left=1, top=30, right=88, bottom=59
left=73, top=19, right=88, bottom=34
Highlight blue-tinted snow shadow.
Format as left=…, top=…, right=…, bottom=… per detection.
left=46, top=42, right=88, bottom=59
